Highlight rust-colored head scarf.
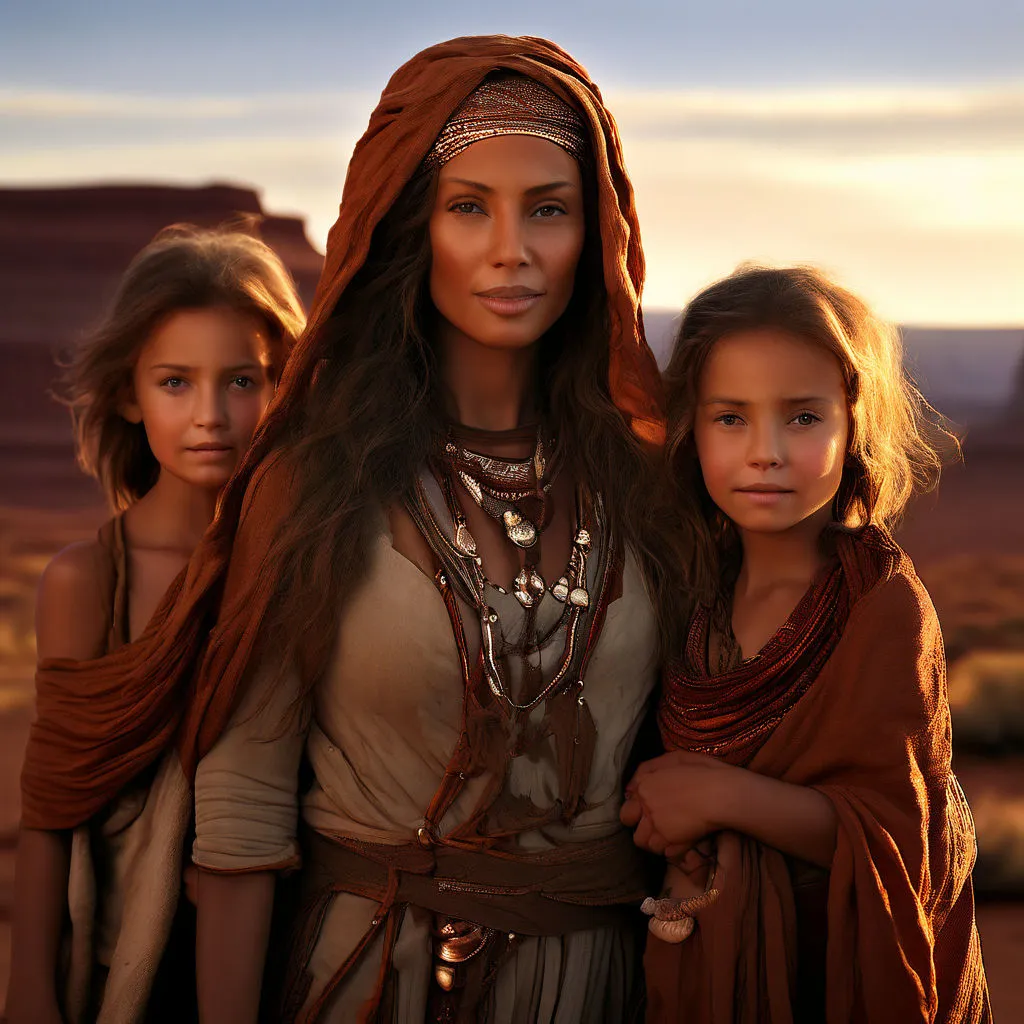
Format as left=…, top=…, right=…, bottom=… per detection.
left=21, top=34, right=665, bottom=830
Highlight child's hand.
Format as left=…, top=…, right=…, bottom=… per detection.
left=621, top=749, right=736, bottom=854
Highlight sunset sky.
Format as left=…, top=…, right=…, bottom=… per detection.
left=2, top=0, right=1022, bottom=325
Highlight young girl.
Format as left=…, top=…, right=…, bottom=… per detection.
left=622, top=266, right=991, bottom=1023
left=7, top=226, right=304, bottom=1024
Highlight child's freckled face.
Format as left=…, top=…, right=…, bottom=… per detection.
left=123, top=306, right=276, bottom=492
left=693, top=328, right=850, bottom=536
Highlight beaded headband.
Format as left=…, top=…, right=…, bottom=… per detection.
left=424, top=74, right=590, bottom=170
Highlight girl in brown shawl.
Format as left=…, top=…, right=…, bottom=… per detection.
left=621, top=265, right=991, bottom=1023
left=7, top=227, right=304, bottom=1024
left=20, top=35, right=668, bottom=1024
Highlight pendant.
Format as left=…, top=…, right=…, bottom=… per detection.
left=551, top=576, right=570, bottom=602
left=454, top=522, right=477, bottom=556
left=569, top=587, right=590, bottom=609
left=575, top=528, right=591, bottom=550
left=458, top=470, right=484, bottom=506
left=502, top=509, right=537, bottom=548
left=513, top=567, right=546, bottom=607
left=514, top=570, right=534, bottom=608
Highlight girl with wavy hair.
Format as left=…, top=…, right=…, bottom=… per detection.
left=8, top=226, right=304, bottom=1024
left=622, top=266, right=990, bottom=1022
left=20, top=36, right=669, bottom=1022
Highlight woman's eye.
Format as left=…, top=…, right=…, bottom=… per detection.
left=533, top=205, right=566, bottom=218
left=716, top=413, right=741, bottom=427
left=450, top=201, right=483, bottom=215
left=230, top=376, right=256, bottom=390
left=792, top=412, right=820, bottom=426
left=161, top=377, right=185, bottom=390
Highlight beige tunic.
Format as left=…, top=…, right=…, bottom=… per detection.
left=63, top=517, right=193, bottom=1024
left=194, top=516, right=658, bottom=1022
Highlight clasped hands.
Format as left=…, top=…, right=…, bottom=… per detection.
left=620, top=748, right=741, bottom=859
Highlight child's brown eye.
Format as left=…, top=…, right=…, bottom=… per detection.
left=793, top=412, right=819, bottom=426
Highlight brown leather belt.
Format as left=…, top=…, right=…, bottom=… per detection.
left=303, top=824, right=649, bottom=936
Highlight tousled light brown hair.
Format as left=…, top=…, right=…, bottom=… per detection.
left=663, top=264, right=953, bottom=611
left=60, top=224, right=306, bottom=510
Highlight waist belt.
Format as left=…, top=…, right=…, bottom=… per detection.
left=304, top=824, right=649, bottom=936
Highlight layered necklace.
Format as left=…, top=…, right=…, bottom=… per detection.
left=443, top=429, right=590, bottom=611
left=408, top=427, right=604, bottom=715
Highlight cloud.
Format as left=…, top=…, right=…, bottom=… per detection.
left=1, top=82, right=1022, bottom=325
left=0, top=88, right=376, bottom=120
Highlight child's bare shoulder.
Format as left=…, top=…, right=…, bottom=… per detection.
left=36, top=539, right=115, bottom=661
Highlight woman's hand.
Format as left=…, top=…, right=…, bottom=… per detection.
left=621, top=749, right=737, bottom=854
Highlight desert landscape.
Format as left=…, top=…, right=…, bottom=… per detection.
left=1, top=186, right=1022, bottom=1016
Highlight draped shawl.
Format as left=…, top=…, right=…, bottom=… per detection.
left=649, top=527, right=991, bottom=1024
left=21, top=34, right=665, bottom=831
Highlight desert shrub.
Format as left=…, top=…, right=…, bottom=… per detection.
left=950, top=650, right=1024, bottom=754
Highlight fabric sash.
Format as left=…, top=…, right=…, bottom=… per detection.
left=659, top=526, right=899, bottom=766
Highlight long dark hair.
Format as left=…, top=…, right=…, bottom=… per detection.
left=251, top=165, right=667, bottom=685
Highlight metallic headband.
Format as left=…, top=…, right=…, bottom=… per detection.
left=424, top=74, right=589, bottom=170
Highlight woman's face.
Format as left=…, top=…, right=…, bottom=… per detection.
left=429, top=133, right=585, bottom=352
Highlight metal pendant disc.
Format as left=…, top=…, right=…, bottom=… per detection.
left=513, top=567, right=535, bottom=607
left=551, top=577, right=570, bottom=602
left=569, top=587, right=590, bottom=608
left=454, top=522, right=477, bottom=556
left=506, top=519, right=537, bottom=549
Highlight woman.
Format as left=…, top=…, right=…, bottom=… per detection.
left=22, top=35, right=668, bottom=1023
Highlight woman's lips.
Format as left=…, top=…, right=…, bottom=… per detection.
left=475, top=289, right=544, bottom=317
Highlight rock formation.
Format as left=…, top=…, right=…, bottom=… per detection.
left=0, top=184, right=324, bottom=508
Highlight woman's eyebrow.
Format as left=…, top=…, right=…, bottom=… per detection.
left=524, top=180, right=576, bottom=196
left=442, top=178, right=576, bottom=196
